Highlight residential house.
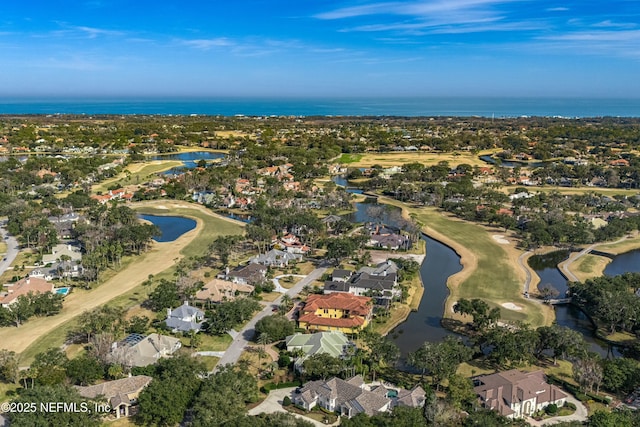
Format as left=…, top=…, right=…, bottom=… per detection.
left=298, top=293, right=373, bottom=334
left=30, top=260, right=84, bottom=281
left=42, top=243, right=82, bottom=265
left=366, top=224, right=411, bottom=250
left=223, top=264, right=267, bottom=286
left=473, top=369, right=567, bottom=419
left=194, top=278, right=254, bottom=305
left=368, top=383, right=426, bottom=409
left=285, top=331, right=354, bottom=372
left=609, top=159, right=630, bottom=167
left=75, top=376, right=152, bottom=419
left=111, top=333, right=182, bottom=367
left=249, top=249, right=301, bottom=267
left=0, top=276, right=54, bottom=308
left=276, top=234, right=310, bottom=255
left=293, top=375, right=391, bottom=418
left=165, top=301, right=205, bottom=333
left=324, top=261, right=400, bottom=304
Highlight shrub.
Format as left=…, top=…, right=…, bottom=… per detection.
left=564, top=401, right=577, bottom=410
left=545, top=404, right=558, bottom=415
left=283, top=396, right=292, bottom=406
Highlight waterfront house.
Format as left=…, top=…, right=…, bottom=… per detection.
left=298, top=293, right=372, bottom=334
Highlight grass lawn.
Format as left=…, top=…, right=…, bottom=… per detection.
left=570, top=254, right=611, bottom=282
left=196, top=333, right=233, bottom=352
left=259, top=292, right=282, bottom=303
left=0, top=241, right=6, bottom=254
left=379, top=196, right=553, bottom=328
left=92, top=160, right=183, bottom=194
left=502, top=185, right=637, bottom=198
left=338, top=153, right=364, bottom=164
left=596, top=232, right=640, bottom=255
left=347, top=150, right=497, bottom=168
left=0, top=382, right=20, bottom=403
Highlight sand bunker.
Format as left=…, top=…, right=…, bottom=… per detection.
left=154, top=205, right=169, bottom=210
left=501, top=302, right=523, bottom=311
left=492, top=235, right=509, bottom=244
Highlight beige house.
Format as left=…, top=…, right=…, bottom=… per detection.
left=75, top=375, right=152, bottom=419
left=474, top=369, right=567, bottom=419
left=195, top=278, right=253, bottom=305
left=112, top=333, right=182, bottom=367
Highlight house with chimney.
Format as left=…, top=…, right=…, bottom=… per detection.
left=473, top=369, right=568, bottom=419
left=165, top=301, right=205, bottom=333
left=0, top=276, right=54, bottom=308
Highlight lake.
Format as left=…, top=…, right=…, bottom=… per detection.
left=139, top=214, right=197, bottom=242
left=150, top=151, right=226, bottom=175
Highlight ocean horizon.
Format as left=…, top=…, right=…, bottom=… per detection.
left=1, top=96, right=639, bottom=118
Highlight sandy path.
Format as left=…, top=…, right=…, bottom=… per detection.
left=0, top=204, right=206, bottom=355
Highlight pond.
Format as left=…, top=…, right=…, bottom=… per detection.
left=479, top=154, right=545, bottom=168
left=528, top=250, right=624, bottom=357
left=331, top=175, right=364, bottom=194
left=139, top=214, right=197, bottom=242
left=150, top=151, right=226, bottom=175
left=604, top=249, right=640, bottom=276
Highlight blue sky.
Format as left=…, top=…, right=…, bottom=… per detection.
left=1, top=0, right=639, bottom=97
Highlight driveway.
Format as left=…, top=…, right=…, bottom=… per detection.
left=213, top=266, right=327, bottom=371
left=525, top=394, right=588, bottom=426
left=249, top=387, right=339, bottom=427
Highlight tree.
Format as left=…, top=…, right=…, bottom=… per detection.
left=65, top=355, right=104, bottom=386
left=254, top=314, right=295, bottom=342
left=302, top=353, right=344, bottom=380
left=7, top=385, right=102, bottom=427
left=453, top=298, right=500, bottom=330
left=408, top=337, right=473, bottom=391
left=362, top=331, right=400, bottom=382
left=0, top=349, right=19, bottom=384
left=136, top=355, right=206, bottom=426
left=189, top=364, right=260, bottom=427
left=147, top=279, right=180, bottom=312
left=573, top=354, right=604, bottom=393
left=30, top=348, right=68, bottom=386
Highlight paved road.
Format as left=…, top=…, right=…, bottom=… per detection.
left=559, top=244, right=596, bottom=282
left=0, top=222, right=20, bottom=277
left=213, top=266, right=327, bottom=371
left=518, top=250, right=533, bottom=294
left=272, top=274, right=306, bottom=293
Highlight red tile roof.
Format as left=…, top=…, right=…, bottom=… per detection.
left=302, top=293, right=372, bottom=316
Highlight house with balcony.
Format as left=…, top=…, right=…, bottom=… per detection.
left=298, top=293, right=372, bottom=334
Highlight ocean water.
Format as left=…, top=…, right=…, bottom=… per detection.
left=0, top=97, right=639, bottom=118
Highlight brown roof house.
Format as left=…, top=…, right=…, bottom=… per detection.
left=473, top=369, right=567, bottom=419
left=111, top=333, right=182, bottom=368
left=293, top=375, right=391, bottom=418
left=195, top=278, right=254, bottom=305
left=75, top=375, right=152, bottom=419
left=0, top=276, right=54, bottom=308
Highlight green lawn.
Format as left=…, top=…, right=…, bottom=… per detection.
left=92, top=161, right=182, bottom=193
left=380, top=197, right=551, bottom=328
left=338, top=153, right=364, bottom=164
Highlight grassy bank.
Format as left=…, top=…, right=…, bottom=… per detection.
left=569, top=254, right=612, bottom=283
left=378, top=196, right=553, bottom=328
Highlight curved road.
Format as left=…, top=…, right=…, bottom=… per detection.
left=0, top=222, right=20, bottom=277
left=213, top=266, right=327, bottom=371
